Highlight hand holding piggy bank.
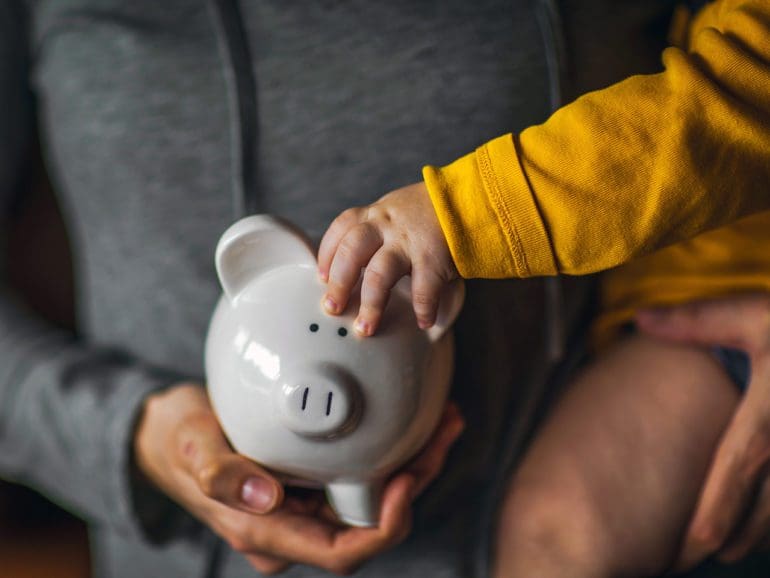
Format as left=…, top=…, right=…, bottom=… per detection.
left=205, top=216, right=464, bottom=526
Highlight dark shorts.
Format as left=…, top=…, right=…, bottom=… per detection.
left=712, top=347, right=751, bottom=392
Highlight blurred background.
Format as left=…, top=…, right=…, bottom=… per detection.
left=1, top=146, right=90, bottom=578
left=0, top=481, right=90, bottom=578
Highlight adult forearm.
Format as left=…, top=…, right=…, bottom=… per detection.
left=0, top=292, right=188, bottom=537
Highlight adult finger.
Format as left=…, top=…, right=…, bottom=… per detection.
left=719, top=468, right=770, bottom=563
left=323, top=473, right=416, bottom=573
left=244, top=474, right=415, bottom=574
left=355, top=247, right=411, bottom=336
left=318, top=208, right=364, bottom=282
left=403, top=402, right=465, bottom=497
left=324, top=223, right=383, bottom=315
left=636, top=294, right=770, bottom=352
left=310, top=402, right=462, bottom=524
left=717, top=356, right=770, bottom=562
left=175, top=413, right=284, bottom=514
left=674, top=397, right=770, bottom=570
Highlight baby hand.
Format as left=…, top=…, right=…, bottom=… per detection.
left=318, top=182, right=458, bottom=336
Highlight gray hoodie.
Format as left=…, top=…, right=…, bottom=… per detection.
left=0, top=1, right=674, bottom=576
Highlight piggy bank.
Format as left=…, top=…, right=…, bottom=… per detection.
left=205, top=216, right=464, bottom=526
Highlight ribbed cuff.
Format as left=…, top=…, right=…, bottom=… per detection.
left=423, top=134, right=557, bottom=279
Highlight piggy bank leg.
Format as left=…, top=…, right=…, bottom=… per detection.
left=325, top=481, right=383, bottom=527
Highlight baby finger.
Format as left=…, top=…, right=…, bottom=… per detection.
left=356, top=248, right=410, bottom=336
left=324, top=223, right=382, bottom=315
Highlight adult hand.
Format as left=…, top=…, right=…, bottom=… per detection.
left=636, top=294, right=770, bottom=569
left=318, top=182, right=458, bottom=336
left=134, top=383, right=464, bottom=575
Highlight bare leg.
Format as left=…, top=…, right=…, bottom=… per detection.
left=494, top=334, right=740, bottom=578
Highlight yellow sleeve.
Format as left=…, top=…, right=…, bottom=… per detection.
left=423, top=0, right=770, bottom=279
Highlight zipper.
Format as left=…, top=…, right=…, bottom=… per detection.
left=205, top=3, right=259, bottom=575
left=209, top=0, right=259, bottom=222
left=536, top=0, right=568, bottom=364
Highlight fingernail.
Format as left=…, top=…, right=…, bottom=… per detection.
left=323, top=297, right=338, bottom=314
left=354, top=318, right=371, bottom=336
left=318, top=269, right=328, bottom=283
left=241, top=477, right=276, bottom=513
left=417, top=318, right=433, bottom=330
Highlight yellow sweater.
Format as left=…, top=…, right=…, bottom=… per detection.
left=422, top=0, right=770, bottom=348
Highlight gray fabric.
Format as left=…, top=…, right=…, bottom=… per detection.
left=241, top=1, right=550, bottom=237
left=0, top=0, right=188, bottom=536
left=1, top=1, right=676, bottom=576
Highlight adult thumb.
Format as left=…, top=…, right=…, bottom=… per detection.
left=179, top=414, right=284, bottom=514
left=636, top=295, right=770, bottom=353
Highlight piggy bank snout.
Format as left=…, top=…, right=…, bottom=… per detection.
left=275, top=364, right=361, bottom=439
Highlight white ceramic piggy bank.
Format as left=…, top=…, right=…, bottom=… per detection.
left=205, top=216, right=464, bottom=527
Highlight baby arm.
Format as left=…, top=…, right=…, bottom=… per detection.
left=318, top=182, right=458, bottom=336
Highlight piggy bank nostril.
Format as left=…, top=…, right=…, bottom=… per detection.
left=301, top=387, right=309, bottom=411
left=276, top=369, right=361, bottom=438
left=299, top=387, right=334, bottom=417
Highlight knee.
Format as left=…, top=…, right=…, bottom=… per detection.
left=493, top=479, right=614, bottom=578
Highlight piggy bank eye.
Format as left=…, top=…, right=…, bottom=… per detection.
left=309, top=323, right=319, bottom=333
left=337, top=327, right=348, bottom=337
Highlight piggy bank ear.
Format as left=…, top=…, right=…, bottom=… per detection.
left=216, top=215, right=317, bottom=302
left=394, top=278, right=465, bottom=342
